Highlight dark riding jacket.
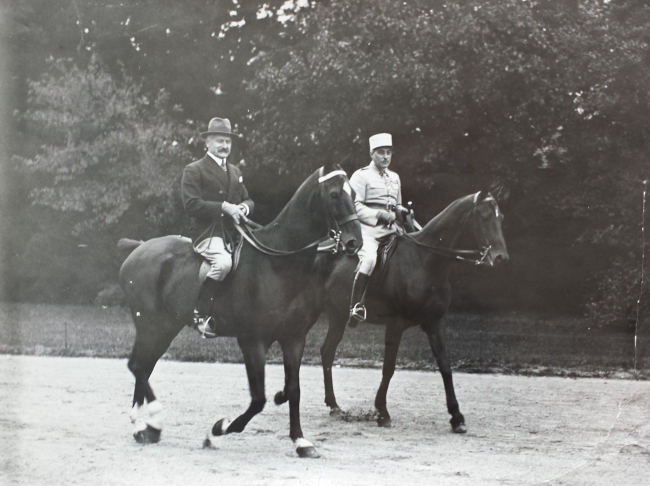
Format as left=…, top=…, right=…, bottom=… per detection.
left=181, top=154, right=254, bottom=243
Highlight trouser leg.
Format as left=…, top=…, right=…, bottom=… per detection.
left=193, top=236, right=232, bottom=338
left=346, top=272, right=371, bottom=328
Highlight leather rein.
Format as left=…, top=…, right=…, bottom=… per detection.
left=233, top=168, right=358, bottom=257
left=395, top=192, right=493, bottom=266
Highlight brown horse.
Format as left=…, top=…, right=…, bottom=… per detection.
left=279, top=191, right=508, bottom=431
left=118, top=162, right=361, bottom=458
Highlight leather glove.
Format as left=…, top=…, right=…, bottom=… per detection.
left=396, top=205, right=410, bottom=218
left=377, top=211, right=396, bottom=226
left=222, top=201, right=248, bottom=224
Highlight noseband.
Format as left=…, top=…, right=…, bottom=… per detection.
left=397, top=192, right=494, bottom=265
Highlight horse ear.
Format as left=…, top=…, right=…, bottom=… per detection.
left=477, top=190, right=490, bottom=201
left=323, top=159, right=335, bottom=174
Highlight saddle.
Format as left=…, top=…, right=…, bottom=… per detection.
left=374, top=214, right=420, bottom=282
left=375, top=233, right=398, bottom=282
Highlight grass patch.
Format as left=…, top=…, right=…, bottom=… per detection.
left=0, top=302, right=645, bottom=377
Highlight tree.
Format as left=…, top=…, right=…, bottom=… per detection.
left=14, top=56, right=199, bottom=302
left=245, top=0, right=650, bottom=324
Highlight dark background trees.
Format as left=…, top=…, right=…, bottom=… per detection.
left=3, top=0, right=649, bottom=329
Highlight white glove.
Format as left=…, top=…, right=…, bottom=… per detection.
left=222, top=201, right=248, bottom=224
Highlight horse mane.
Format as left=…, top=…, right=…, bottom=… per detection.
left=420, top=193, right=475, bottom=232
left=264, top=169, right=321, bottom=228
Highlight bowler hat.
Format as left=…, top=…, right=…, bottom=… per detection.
left=200, top=117, right=242, bottom=138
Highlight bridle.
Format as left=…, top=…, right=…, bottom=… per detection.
left=234, top=168, right=358, bottom=256
left=396, top=192, right=494, bottom=266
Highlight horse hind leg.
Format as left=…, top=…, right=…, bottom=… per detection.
left=425, top=322, right=466, bottom=433
left=128, top=314, right=180, bottom=443
left=375, top=321, right=404, bottom=428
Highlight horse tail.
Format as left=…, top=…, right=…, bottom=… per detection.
left=118, top=238, right=144, bottom=256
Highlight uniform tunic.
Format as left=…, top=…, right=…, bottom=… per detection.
left=349, top=161, right=402, bottom=275
left=181, top=152, right=254, bottom=280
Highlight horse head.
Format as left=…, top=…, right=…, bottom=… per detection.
left=313, top=161, right=362, bottom=256
left=469, top=191, right=509, bottom=266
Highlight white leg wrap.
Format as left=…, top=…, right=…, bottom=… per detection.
left=145, top=400, right=164, bottom=430
left=294, top=438, right=314, bottom=449
left=130, top=404, right=147, bottom=433
left=130, top=404, right=142, bottom=424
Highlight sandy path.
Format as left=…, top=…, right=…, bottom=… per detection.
left=0, top=355, right=648, bottom=485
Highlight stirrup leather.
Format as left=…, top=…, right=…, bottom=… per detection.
left=349, top=303, right=367, bottom=322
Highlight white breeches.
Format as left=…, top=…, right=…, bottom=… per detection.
left=356, top=223, right=396, bottom=275
left=195, top=237, right=232, bottom=281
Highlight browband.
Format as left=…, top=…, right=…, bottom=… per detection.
left=318, top=169, right=348, bottom=183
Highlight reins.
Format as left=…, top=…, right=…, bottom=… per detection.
left=395, top=193, right=492, bottom=265
left=233, top=221, right=338, bottom=256
left=230, top=168, right=357, bottom=257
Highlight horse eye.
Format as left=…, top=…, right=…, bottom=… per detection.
left=329, top=191, right=340, bottom=200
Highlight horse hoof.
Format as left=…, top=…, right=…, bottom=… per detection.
left=297, top=446, right=320, bottom=458
left=377, top=415, right=392, bottom=428
left=295, top=438, right=320, bottom=458
left=274, top=391, right=287, bottom=405
left=212, top=418, right=231, bottom=436
left=452, top=422, right=467, bottom=434
left=329, top=407, right=345, bottom=417
left=133, top=425, right=161, bottom=443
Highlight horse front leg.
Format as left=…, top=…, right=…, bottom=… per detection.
left=275, top=336, right=319, bottom=458
left=320, top=305, right=348, bottom=415
left=375, top=320, right=404, bottom=427
left=206, top=338, right=267, bottom=444
left=425, top=321, right=466, bottom=433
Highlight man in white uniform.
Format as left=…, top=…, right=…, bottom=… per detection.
left=347, top=133, right=409, bottom=327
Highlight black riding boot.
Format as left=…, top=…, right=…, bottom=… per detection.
left=194, top=277, right=222, bottom=338
left=347, top=272, right=371, bottom=328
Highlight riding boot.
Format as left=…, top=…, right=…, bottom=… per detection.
left=194, top=277, right=222, bottom=338
left=347, top=272, right=371, bottom=328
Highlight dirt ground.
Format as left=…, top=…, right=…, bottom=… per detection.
left=0, top=355, right=648, bottom=486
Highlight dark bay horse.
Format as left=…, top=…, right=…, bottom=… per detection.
left=118, top=163, right=361, bottom=458
left=281, top=191, right=508, bottom=431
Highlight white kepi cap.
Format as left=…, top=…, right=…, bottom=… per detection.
left=369, top=133, right=392, bottom=151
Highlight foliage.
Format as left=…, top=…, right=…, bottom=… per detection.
left=16, top=56, right=198, bottom=236
left=245, top=0, right=650, bottom=323
left=5, top=0, right=650, bottom=322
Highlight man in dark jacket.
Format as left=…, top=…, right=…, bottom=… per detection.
left=181, top=117, right=254, bottom=338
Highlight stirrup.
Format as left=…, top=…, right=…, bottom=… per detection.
left=347, top=303, right=367, bottom=328
left=195, top=313, right=217, bottom=339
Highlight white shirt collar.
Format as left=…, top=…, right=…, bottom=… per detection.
left=207, top=151, right=226, bottom=167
